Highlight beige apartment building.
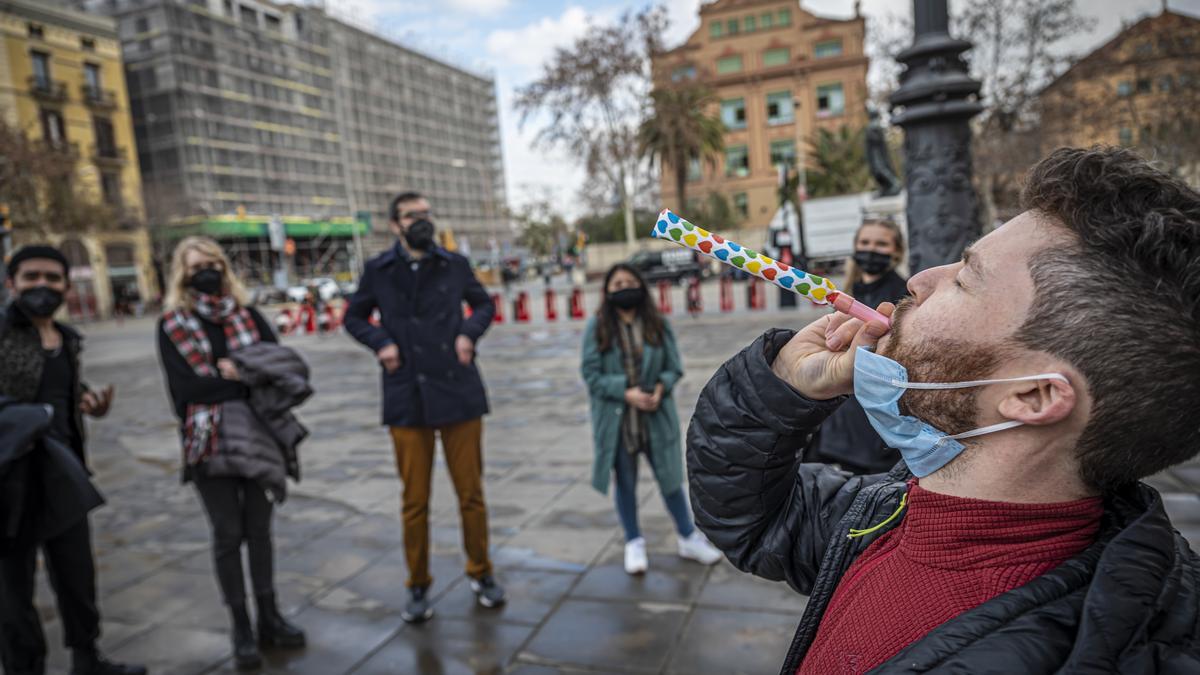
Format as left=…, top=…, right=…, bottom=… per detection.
left=653, top=0, right=868, bottom=230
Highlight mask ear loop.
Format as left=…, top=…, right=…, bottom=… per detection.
left=890, top=373, right=1069, bottom=389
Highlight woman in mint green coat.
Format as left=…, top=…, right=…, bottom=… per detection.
left=581, top=263, right=721, bottom=575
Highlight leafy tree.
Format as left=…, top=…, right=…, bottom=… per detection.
left=576, top=207, right=658, bottom=244
left=514, top=8, right=667, bottom=248
left=638, top=83, right=724, bottom=210
left=805, top=127, right=873, bottom=198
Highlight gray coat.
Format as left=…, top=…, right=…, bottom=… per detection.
left=205, top=343, right=311, bottom=501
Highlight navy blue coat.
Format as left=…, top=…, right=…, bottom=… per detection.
left=344, top=244, right=495, bottom=427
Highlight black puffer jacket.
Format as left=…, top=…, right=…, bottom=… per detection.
left=687, top=329, right=1200, bottom=674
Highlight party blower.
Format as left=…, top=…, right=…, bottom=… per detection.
left=650, top=209, right=891, bottom=327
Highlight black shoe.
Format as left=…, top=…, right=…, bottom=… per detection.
left=70, top=649, right=147, bottom=675
left=256, top=592, right=306, bottom=649
left=402, top=585, right=434, bottom=623
left=230, top=603, right=263, bottom=670
left=469, top=575, right=506, bottom=609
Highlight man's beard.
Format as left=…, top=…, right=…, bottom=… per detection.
left=878, top=298, right=1002, bottom=436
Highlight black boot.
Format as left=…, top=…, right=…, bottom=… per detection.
left=230, top=602, right=263, bottom=670
left=256, top=592, right=306, bottom=648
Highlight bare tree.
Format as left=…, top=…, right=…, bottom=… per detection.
left=514, top=7, right=667, bottom=248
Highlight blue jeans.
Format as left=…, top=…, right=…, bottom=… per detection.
left=612, top=444, right=695, bottom=542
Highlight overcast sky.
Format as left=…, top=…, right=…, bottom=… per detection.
left=332, top=0, right=1200, bottom=218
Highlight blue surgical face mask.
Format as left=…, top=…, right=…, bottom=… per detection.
left=853, top=346, right=1069, bottom=477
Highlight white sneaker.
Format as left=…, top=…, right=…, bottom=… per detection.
left=678, top=531, right=722, bottom=565
left=624, top=537, right=648, bottom=575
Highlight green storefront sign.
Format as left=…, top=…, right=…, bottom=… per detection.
left=166, top=215, right=371, bottom=239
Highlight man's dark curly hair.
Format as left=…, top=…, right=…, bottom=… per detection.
left=1015, top=146, right=1200, bottom=491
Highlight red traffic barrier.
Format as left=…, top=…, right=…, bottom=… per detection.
left=657, top=280, right=673, bottom=315
left=491, top=293, right=504, bottom=323
left=544, top=288, right=558, bottom=322
left=719, top=276, right=734, bottom=312
left=748, top=278, right=766, bottom=311
left=686, top=276, right=702, bottom=316
left=275, top=308, right=296, bottom=335
left=569, top=287, right=586, bottom=320
left=514, top=291, right=531, bottom=323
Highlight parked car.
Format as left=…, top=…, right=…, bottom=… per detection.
left=627, top=248, right=705, bottom=284
left=249, top=286, right=288, bottom=306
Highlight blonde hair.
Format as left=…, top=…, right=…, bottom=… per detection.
left=164, top=236, right=248, bottom=312
left=843, top=219, right=906, bottom=290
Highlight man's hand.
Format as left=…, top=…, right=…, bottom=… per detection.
left=80, top=385, right=114, bottom=418
left=216, top=358, right=240, bottom=381
left=624, top=387, right=656, bottom=412
left=771, top=302, right=895, bottom=400
left=455, top=335, right=475, bottom=366
left=377, top=344, right=402, bottom=374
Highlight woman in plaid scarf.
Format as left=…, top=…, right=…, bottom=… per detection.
left=155, top=237, right=304, bottom=670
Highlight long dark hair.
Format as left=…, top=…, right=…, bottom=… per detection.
left=594, top=263, right=665, bottom=353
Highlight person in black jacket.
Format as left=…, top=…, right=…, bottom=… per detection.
left=0, top=246, right=145, bottom=675
left=687, top=146, right=1200, bottom=674
left=156, top=237, right=304, bottom=670
left=344, top=191, right=504, bottom=624
left=808, top=220, right=908, bottom=474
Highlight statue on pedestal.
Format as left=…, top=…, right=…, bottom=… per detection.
left=866, top=107, right=902, bottom=197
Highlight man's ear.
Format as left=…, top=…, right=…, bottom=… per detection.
left=997, top=376, right=1076, bottom=426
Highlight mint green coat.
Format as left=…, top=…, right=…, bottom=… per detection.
left=580, top=317, right=684, bottom=495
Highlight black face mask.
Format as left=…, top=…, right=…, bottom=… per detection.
left=404, top=219, right=436, bottom=251
left=17, top=286, right=65, bottom=318
left=853, top=250, right=894, bottom=276
left=188, top=268, right=225, bottom=295
left=608, top=287, right=646, bottom=310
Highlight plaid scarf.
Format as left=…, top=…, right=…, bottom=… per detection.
left=617, top=318, right=648, bottom=456
left=163, top=296, right=261, bottom=465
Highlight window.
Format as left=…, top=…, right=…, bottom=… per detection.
left=744, top=16, right=756, bottom=32
left=725, top=145, right=749, bottom=177
left=816, top=83, right=845, bottom=117
left=27, top=23, right=43, bottom=39
left=671, top=65, right=697, bottom=82
left=1119, top=127, right=1133, bottom=145
left=761, top=13, right=774, bottom=28
left=240, top=6, right=257, bottom=26
left=1137, top=78, right=1152, bottom=94
left=766, top=91, right=793, bottom=125
left=81, top=38, right=95, bottom=51
left=1159, top=75, right=1173, bottom=92
left=100, top=172, right=122, bottom=206
left=93, top=117, right=116, bottom=157
left=734, top=193, right=749, bottom=218
left=40, top=109, right=66, bottom=145
left=266, top=15, right=282, bottom=32
left=1117, top=81, right=1133, bottom=97
left=224, top=0, right=234, bottom=16
left=710, top=21, right=724, bottom=38
left=770, top=139, right=796, bottom=167
left=815, top=40, right=843, bottom=58
left=716, top=55, right=743, bottom=74
left=721, top=98, right=747, bottom=129
left=727, top=19, right=739, bottom=35
left=779, top=9, right=792, bottom=26
left=31, top=51, right=50, bottom=89
left=1135, top=42, right=1153, bottom=56
left=84, top=63, right=102, bottom=97
left=763, top=48, right=789, bottom=68
left=687, top=156, right=702, bottom=182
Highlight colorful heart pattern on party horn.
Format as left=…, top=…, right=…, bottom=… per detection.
left=650, top=208, right=838, bottom=305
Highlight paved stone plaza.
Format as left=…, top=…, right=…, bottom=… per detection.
left=32, top=298, right=1200, bottom=675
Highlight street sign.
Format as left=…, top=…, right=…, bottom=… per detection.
left=268, top=215, right=285, bottom=251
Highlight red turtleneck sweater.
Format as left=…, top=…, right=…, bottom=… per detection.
left=798, top=483, right=1103, bottom=675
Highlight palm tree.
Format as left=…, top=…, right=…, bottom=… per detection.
left=805, top=126, right=874, bottom=198
left=638, top=83, right=725, bottom=210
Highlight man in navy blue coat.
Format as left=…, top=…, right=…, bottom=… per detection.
left=344, top=192, right=504, bottom=623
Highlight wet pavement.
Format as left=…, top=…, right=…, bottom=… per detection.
left=32, top=296, right=1200, bottom=675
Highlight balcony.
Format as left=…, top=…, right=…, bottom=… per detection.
left=38, top=140, right=79, bottom=157
left=81, top=85, right=118, bottom=110
left=28, top=76, right=67, bottom=102
left=93, top=145, right=127, bottom=167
